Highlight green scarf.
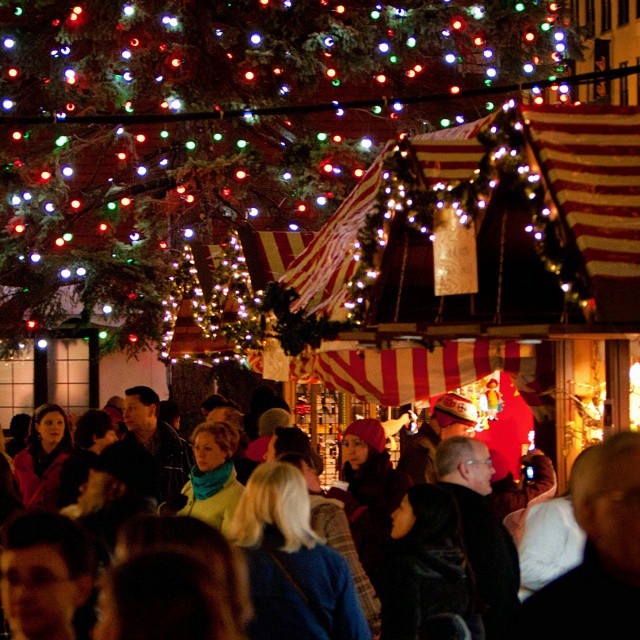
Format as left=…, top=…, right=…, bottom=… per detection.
left=191, top=460, right=233, bottom=501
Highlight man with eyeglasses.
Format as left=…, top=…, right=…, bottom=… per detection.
left=435, top=436, right=520, bottom=640
left=0, top=512, right=97, bottom=640
left=519, top=431, right=640, bottom=639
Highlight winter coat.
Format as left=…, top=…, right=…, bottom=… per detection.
left=517, top=496, right=585, bottom=600
left=518, top=542, right=640, bottom=640
left=438, top=482, right=520, bottom=640
left=309, top=493, right=381, bottom=635
left=381, top=540, right=485, bottom=640
left=122, top=421, right=191, bottom=503
left=177, top=466, right=244, bottom=538
left=13, top=446, right=71, bottom=511
left=339, top=451, right=412, bottom=593
left=243, top=528, right=372, bottom=640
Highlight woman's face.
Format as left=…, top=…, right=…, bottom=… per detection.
left=391, top=494, right=417, bottom=539
left=35, top=411, right=65, bottom=452
left=342, top=434, right=369, bottom=470
left=192, top=431, right=227, bottom=473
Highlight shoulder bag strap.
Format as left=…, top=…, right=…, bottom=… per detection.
left=262, top=545, right=333, bottom=638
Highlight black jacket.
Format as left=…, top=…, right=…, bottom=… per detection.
left=123, top=421, right=191, bottom=503
left=519, top=543, right=640, bottom=640
left=381, top=539, right=484, bottom=640
left=438, top=482, right=520, bottom=640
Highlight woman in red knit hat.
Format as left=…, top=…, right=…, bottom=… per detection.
left=329, top=418, right=412, bottom=597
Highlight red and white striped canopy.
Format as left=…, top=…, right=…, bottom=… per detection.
left=239, top=231, right=316, bottom=291
left=280, top=118, right=491, bottom=320
left=523, top=105, right=640, bottom=321
left=249, top=339, right=554, bottom=420
left=280, top=104, right=640, bottom=323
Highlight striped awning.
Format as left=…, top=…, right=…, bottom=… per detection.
left=239, top=230, right=315, bottom=292
left=280, top=118, right=491, bottom=321
left=523, top=105, right=640, bottom=322
left=249, top=339, right=554, bottom=421
left=280, top=104, right=640, bottom=324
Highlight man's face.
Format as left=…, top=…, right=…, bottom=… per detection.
left=123, top=395, right=155, bottom=431
left=440, top=421, right=475, bottom=439
left=579, top=448, right=640, bottom=586
left=1, top=544, right=90, bottom=640
left=465, top=440, right=494, bottom=496
left=77, top=469, right=115, bottom=515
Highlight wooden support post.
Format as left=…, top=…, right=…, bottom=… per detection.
left=604, top=340, right=631, bottom=437
left=555, top=340, right=574, bottom=494
left=309, top=383, right=320, bottom=450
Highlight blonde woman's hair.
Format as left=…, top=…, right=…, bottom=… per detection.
left=229, top=461, right=322, bottom=552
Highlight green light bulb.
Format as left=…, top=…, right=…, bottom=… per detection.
left=99, top=331, right=108, bottom=340
left=213, top=133, right=223, bottom=141
left=107, top=202, right=117, bottom=211
left=55, top=136, right=69, bottom=147
left=62, top=233, right=73, bottom=242
left=160, top=130, right=170, bottom=139
left=185, top=140, right=196, bottom=150
left=440, top=118, right=451, bottom=127
left=515, top=3, right=525, bottom=11
left=371, top=10, right=380, bottom=19
left=237, top=139, right=248, bottom=148
left=317, top=132, right=328, bottom=141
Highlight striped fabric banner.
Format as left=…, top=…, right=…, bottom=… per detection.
left=280, top=116, right=496, bottom=320
left=248, top=341, right=554, bottom=420
left=254, top=231, right=316, bottom=283
left=281, top=140, right=398, bottom=319
left=411, top=114, right=494, bottom=184
left=523, top=105, right=640, bottom=287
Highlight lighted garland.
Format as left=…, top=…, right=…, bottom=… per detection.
left=159, top=233, right=264, bottom=362
left=343, top=102, right=591, bottom=322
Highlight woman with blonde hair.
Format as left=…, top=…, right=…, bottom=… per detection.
left=175, top=421, right=244, bottom=537
left=229, top=461, right=371, bottom=640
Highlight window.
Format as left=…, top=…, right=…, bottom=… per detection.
left=586, top=0, right=596, bottom=35
left=620, top=62, right=629, bottom=105
left=51, top=339, right=91, bottom=418
left=618, top=0, right=630, bottom=24
left=0, top=346, right=34, bottom=428
left=601, top=0, right=612, bottom=30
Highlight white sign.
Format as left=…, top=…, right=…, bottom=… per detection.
left=433, top=210, right=478, bottom=296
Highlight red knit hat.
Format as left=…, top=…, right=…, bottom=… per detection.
left=344, top=419, right=386, bottom=454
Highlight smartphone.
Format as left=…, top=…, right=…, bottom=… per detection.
left=524, top=464, right=535, bottom=481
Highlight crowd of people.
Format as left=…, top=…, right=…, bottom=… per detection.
left=0, top=385, right=639, bottom=640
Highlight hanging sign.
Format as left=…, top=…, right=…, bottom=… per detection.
left=262, top=337, right=291, bottom=382
left=433, top=208, right=479, bottom=296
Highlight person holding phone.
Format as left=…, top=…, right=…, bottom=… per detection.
left=488, top=448, right=557, bottom=544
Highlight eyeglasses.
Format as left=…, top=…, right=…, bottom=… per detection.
left=465, top=458, right=493, bottom=468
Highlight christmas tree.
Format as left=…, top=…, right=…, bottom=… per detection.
left=0, top=0, right=576, bottom=357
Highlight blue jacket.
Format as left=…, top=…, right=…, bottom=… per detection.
left=244, top=534, right=372, bottom=640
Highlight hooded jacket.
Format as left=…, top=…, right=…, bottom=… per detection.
left=381, top=538, right=485, bottom=640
